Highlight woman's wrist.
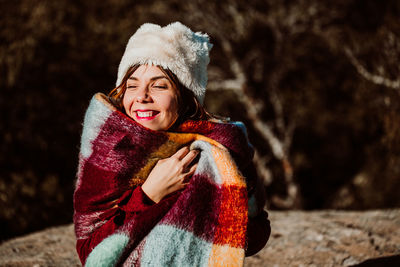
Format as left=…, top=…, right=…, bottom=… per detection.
left=141, top=184, right=162, bottom=203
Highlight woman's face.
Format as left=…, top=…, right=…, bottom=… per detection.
left=122, top=65, right=179, bottom=131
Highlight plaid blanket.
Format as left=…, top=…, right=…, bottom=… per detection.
left=73, top=93, right=259, bottom=266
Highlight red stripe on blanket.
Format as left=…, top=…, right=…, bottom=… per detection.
left=90, top=111, right=169, bottom=175
left=75, top=161, right=123, bottom=212
left=213, top=184, right=247, bottom=248
left=158, top=173, right=221, bottom=242
left=177, top=120, right=254, bottom=167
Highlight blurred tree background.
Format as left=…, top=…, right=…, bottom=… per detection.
left=1, top=0, right=399, bottom=241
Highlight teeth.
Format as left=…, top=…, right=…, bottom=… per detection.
left=137, top=111, right=155, bottom=117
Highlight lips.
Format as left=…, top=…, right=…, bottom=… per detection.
left=135, top=110, right=160, bottom=120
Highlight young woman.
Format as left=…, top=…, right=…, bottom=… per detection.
left=73, top=22, right=270, bottom=267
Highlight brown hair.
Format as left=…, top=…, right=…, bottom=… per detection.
left=108, top=64, right=220, bottom=127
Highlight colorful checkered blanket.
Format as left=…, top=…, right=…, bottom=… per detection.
left=74, top=93, right=259, bottom=266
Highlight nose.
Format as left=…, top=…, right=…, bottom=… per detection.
left=135, top=85, right=152, bottom=103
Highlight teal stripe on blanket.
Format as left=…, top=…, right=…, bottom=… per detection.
left=85, top=233, right=129, bottom=267
left=190, top=140, right=222, bottom=185
left=140, top=224, right=212, bottom=267
left=81, top=95, right=112, bottom=159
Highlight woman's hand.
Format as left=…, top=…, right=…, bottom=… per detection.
left=141, top=146, right=199, bottom=203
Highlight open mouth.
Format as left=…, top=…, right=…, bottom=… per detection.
left=135, top=110, right=160, bottom=120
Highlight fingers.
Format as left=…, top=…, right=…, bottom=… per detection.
left=173, top=146, right=190, bottom=160
left=169, top=146, right=199, bottom=176
left=182, top=163, right=197, bottom=183
left=180, top=182, right=190, bottom=188
left=181, top=149, right=199, bottom=169
left=187, top=163, right=197, bottom=176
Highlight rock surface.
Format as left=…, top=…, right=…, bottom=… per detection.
left=0, top=210, right=399, bottom=267
left=245, top=210, right=400, bottom=267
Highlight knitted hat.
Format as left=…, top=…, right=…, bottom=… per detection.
left=116, top=22, right=213, bottom=104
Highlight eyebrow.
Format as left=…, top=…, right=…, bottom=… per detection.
left=128, top=76, right=168, bottom=81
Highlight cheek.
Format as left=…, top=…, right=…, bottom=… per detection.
left=156, top=92, right=178, bottom=114
left=122, top=92, right=133, bottom=110
left=165, top=95, right=179, bottom=117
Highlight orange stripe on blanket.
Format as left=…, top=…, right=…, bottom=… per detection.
left=132, top=132, right=227, bottom=185
left=211, top=146, right=246, bottom=186
left=207, top=244, right=245, bottom=267
left=166, top=132, right=225, bottom=149
left=132, top=134, right=199, bottom=183
left=132, top=139, right=182, bottom=183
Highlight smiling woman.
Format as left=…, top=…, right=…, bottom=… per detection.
left=73, top=22, right=270, bottom=267
left=109, top=63, right=215, bottom=130
left=122, top=65, right=179, bottom=131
